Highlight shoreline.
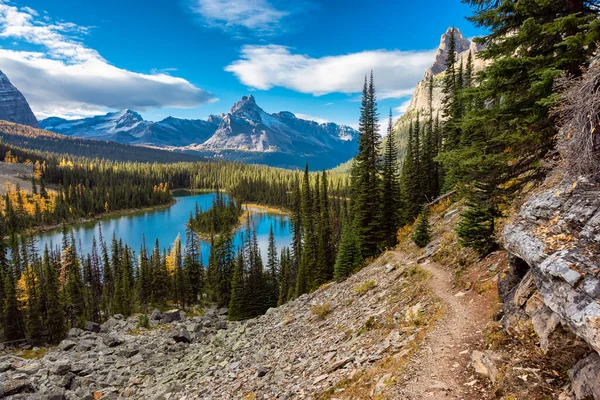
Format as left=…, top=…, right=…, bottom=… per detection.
left=191, top=202, right=290, bottom=241
left=21, top=199, right=177, bottom=237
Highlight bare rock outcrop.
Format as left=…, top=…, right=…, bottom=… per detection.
left=0, top=70, right=38, bottom=128
left=501, top=174, right=600, bottom=399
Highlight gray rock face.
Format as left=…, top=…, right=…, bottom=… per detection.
left=0, top=70, right=39, bottom=128
left=502, top=174, right=600, bottom=399
left=569, top=353, right=600, bottom=399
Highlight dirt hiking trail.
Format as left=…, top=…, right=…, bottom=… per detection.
left=390, top=251, right=493, bottom=399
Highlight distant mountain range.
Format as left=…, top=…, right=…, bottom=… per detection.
left=39, top=95, right=359, bottom=169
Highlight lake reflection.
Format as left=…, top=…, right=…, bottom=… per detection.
left=33, top=193, right=292, bottom=265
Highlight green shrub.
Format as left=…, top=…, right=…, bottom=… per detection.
left=138, top=314, right=150, bottom=329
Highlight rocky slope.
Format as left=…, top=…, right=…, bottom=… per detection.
left=0, top=253, right=441, bottom=399
left=501, top=173, right=600, bottom=399
left=0, top=70, right=39, bottom=129
left=40, top=96, right=358, bottom=169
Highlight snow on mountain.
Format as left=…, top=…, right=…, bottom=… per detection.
left=39, top=95, right=359, bottom=169
left=0, top=69, right=39, bottom=128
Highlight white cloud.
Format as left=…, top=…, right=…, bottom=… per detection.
left=394, top=98, right=413, bottom=115
left=187, top=0, right=308, bottom=36
left=225, top=45, right=436, bottom=98
left=295, top=113, right=329, bottom=124
left=0, top=2, right=216, bottom=119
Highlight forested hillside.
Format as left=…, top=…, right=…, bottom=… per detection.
left=0, top=121, right=203, bottom=164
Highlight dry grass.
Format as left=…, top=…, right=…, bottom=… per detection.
left=319, top=264, right=444, bottom=400
left=311, top=302, right=332, bottom=320
left=243, top=203, right=289, bottom=215
left=352, top=280, right=376, bottom=296
left=554, top=63, right=600, bottom=175
left=17, top=347, right=49, bottom=359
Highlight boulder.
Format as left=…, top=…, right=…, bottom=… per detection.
left=171, top=328, right=192, bottom=344
left=150, top=309, right=162, bottom=321
left=0, top=378, right=35, bottom=397
left=256, top=366, right=269, bottom=378
left=471, top=350, right=503, bottom=384
left=58, top=339, right=77, bottom=352
left=193, top=331, right=206, bottom=342
left=44, top=388, right=65, bottom=400
left=101, top=317, right=125, bottom=332
left=119, top=347, right=140, bottom=358
left=76, top=339, right=95, bottom=352
left=216, top=320, right=227, bottom=330
left=568, top=353, right=600, bottom=400
left=85, top=321, right=101, bottom=333
left=67, top=328, right=83, bottom=338
left=102, top=333, right=123, bottom=347
left=218, top=308, right=229, bottom=316
left=0, top=361, right=11, bottom=372
left=51, top=360, right=71, bottom=375
left=161, top=309, right=181, bottom=324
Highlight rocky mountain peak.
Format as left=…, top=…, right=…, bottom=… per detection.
left=0, top=69, right=39, bottom=128
left=229, top=95, right=262, bottom=116
left=427, top=27, right=472, bottom=77
left=116, top=109, right=143, bottom=122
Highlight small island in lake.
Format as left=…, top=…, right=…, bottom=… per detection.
left=188, top=189, right=244, bottom=239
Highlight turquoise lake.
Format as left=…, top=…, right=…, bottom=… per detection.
left=32, top=193, right=293, bottom=265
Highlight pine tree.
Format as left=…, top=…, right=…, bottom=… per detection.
left=2, top=261, right=24, bottom=341
left=381, top=109, right=402, bottom=248
left=333, top=222, right=363, bottom=281
left=185, top=217, right=204, bottom=306
left=266, top=225, right=279, bottom=308
left=442, top=27, right=460, bottom=151
left=23, top=261, right=44, bottom=344
left=296, top=165, right=315, bottom=296
left=318, top=171, right=334, bottom=281
left=412, top=206, right=431, bottom=248
left=42, top=245, right=65, bottom=343
left=278, top=247, right=291, bottom=305
left=138, top=237, right=151, bottom=307
left=63, top=234, right=86, bottom=327
left=456, top=181, right=500, bottom=255
left=400, top=117, right=422, bottom=224
left=289, top=177, right=302, bottom=298
left=352, top=72, right=382, bottom=258
left=228, top=251, right=245, bottom=321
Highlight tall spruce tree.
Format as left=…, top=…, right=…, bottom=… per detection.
left=334, top=221, right=363, bottom=281
left=296, top=164, right=315, bottom=296
left=42, top=245, right=65, bottom=343
left=228, top=251, right=245, bottom=321
left=351, top=72, right=382, bottom=258
left=266, top=225, right=279, bottom=308
left=381, top=109, right=402, bottom=248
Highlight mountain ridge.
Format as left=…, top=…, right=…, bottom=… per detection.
left=0, top=70, right=39, bottom=128
left=40, top=95, right=358, bottom=169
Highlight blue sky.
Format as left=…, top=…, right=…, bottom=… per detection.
left=0, top=0, right=483, bottom=128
